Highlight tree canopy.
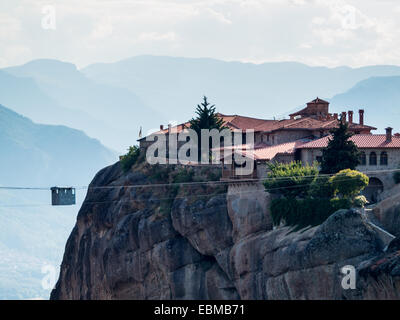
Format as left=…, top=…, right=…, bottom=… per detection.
left=320, top=120, right=360, bottom=174
left=120, top=145, right=141, bottom=172
left=188, top=96, right=225, bottom=133
left=188, top=96, right=226, bottom=161
left=263, top=161, right=319, bottom=198
left=329, top=169, right=369, bottom=199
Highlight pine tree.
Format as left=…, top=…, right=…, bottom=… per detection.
left=188, top=96, right=226, bottom=161
left=188, top=96, right=225, bottom=133
left=320, top=119, right=360, bottom=174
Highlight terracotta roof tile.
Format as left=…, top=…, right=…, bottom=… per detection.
left=254, top=117, right=375, bottom=132
left=139, top=112, right=375, bottom=140
left=218, top=113, right=277, bottom=131
left=300, top=134, right=400, bottom=149
left=233, top=140, right=310, bottom=161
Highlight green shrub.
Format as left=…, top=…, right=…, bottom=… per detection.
left=263, top=161, right=319, bottom=198
left=120, top=146, right=141, bottom=172
left=353, top=195, right=369, bottom=208
left=308, top=175, right=335, bottom=199
left=148, top=164, right=172, bottom=182
left=270, top=197, right=351, bottom=229
left=329, top=169, right=369, bottom=199
left=201, top=167, right=222, bottom=181
left=172, top=168, right=195, bottom=183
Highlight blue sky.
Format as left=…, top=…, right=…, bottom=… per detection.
left=1, top=0, right=399, bottom=68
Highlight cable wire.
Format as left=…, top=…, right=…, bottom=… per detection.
left=0, top=173, right=380, bottom=207
left=1, top=167, right=398, bottom=191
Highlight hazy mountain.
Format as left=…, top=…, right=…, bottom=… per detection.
left=330, top=76, right=400, bottom=134
left=3, top=56, right=400, bottom=152
left=82, top=55, right=400, bottom=122
left=0, top=103, right=116, bottom=186
left=0, top=70, right=109, bottom=146
left=0, top=104, right=116, bottom=299
left=2, top=59, right=163, bottom=152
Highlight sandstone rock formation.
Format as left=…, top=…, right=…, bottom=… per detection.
left=51, top=162, right=400, bottom=300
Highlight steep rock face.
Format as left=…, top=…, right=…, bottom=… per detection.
left=373, top=189, right=400, bottom=237
left=51, top=163, right=400, bottom=300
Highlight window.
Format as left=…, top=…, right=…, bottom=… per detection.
left=369, top=152, right=377, bottom=166
left=380, top=152, right=388, bottom=166
left=359, top=152, right=366, bottom=166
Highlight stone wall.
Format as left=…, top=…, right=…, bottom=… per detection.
left=260, top=130, right=312, bottom=146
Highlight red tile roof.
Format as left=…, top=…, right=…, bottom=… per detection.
left=219, top=113, right=274, bottom=130
left=139, top=112, right=375, bottom=140
left=231, top=140, right=310, bottom=161
left=300, top=134, right=400, bottom=149
left=253, top=117, right=375, bottom=132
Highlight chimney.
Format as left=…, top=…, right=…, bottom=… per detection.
left=168, top=124, right=172, bottom=133
left=341, top=112, right=347, bottom=123
left=333, top=113, right=338, bottom=120
left=160, top=125, right=164, bottom=131
left=386, top=127, right=393, bottom=142
left=359, top=109, right=364, bottom=126
left=348, top=111, right=353, bottom=124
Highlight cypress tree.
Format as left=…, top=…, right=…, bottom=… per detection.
left=188, top=96, right=226, bottom=161
left=320, top=119, right=360, bottom=174
left=188, top=96, right=225, bottom=133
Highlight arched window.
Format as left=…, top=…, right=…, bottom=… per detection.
left=359, top=152, right=366, bottom=166
left=380, top=152, right=388, bottom=166
left=369, top=152, right=377, bottom=166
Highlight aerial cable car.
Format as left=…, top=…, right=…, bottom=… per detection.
left=50, top=187, right=76, bottom=206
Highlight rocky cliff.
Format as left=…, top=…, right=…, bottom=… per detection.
left=51, top=161, right=400, bottom=300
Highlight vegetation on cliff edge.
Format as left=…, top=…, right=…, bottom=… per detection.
left=264, top=161, right=369, bottom=229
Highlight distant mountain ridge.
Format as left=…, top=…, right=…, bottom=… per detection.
left=330, top=76, right=400, bottom=133
left=0, top=103, right=116, bottom=186
left=82, top=55, right=400, bottom=122
left=2, top=59, right=163, bottom=151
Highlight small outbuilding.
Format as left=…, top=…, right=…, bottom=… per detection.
left=51, top=187, right=76, bottom=206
